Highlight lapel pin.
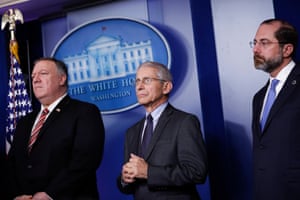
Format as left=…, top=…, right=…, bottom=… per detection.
left=56, top=108, right=61, bottom=112
left=292, top=80, right=297, bottom=85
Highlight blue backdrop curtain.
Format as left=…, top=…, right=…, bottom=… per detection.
left=190, top=0, right=228, bottom=199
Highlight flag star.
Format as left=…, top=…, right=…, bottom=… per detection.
left=6, top=54, right=32, bottom=148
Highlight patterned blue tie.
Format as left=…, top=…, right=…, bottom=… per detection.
left=260, top=79, right=279, bottom=130
left=141, top=114, right=153, bottom=157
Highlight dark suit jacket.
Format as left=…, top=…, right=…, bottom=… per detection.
left=252, top=64, right=300, bottom=200
left=7, top=95, right=105, bottom=200
left=118, top=104, right=208, bottom=200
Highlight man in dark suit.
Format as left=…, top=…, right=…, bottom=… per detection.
left=251, top=19, right=300, bottom=199
left=117, top=61, right=208, bottom=200
left=7, top=57, right=105, bottom=200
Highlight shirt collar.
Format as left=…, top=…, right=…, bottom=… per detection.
left=271, top=60, right=295, bottom=83
left=41, top=93, right=67, bottom=113
left=146, top=101, right=168, bottom=122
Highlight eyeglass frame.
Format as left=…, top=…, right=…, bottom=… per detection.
left=249, top=39, right=286, bottom=49
left=135, top=77, right=167, bottom=85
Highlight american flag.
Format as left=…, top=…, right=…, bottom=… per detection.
left=5, top=41, right=32, bottom=153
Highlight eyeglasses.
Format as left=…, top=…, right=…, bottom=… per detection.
left=249, top=40, right=285, bottom=49
left=135, top=77, right=166, bottom=85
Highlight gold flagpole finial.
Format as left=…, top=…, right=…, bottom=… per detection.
left=1, top=8, right=24, bottom=63
left=1, top=8, right=24, bottom=40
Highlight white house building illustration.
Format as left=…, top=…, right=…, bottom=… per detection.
left=63, top=34, right=153, bottom=85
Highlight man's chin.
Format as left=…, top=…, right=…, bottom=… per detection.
left=137, top=100, right=147, bottom=105
left=255, top=64, right=267, bottom=71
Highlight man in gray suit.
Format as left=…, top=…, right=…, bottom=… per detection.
left=118, top=61, right=208, bottom=200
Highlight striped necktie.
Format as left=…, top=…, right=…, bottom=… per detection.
left=28, top=108, right=49, bottom=152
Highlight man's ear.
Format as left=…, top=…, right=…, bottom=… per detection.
left=59, top=74, right=67, bottom=86
left=163, top=81, right=173, bottom=94
left=283, top=43, right=294, bottom=58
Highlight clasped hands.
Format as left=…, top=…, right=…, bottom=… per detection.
left=14, top=192, right=52, bottom=200
left=122, top=153, right=148, bottom=183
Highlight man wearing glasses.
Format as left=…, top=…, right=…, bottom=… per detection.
left=117, top=61, right=208, bottom=200
left=251, top=19, right=300, bottom=200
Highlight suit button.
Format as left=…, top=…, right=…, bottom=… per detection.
left=259, top=144, right=265, bottom=149
left=27, top=165, right=32, bottom=169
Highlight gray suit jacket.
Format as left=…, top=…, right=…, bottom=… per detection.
left=118, top=104, right=208, bottom=200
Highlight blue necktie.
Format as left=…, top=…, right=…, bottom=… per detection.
left=260, top=79, right=279, bottom=130
left=141, top=114, right=153, bottom=157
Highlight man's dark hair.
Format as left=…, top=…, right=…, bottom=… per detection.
left=262, top=19, right=298, bottom=58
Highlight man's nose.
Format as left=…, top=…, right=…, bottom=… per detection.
left=32, top=75, right=40, bottom=82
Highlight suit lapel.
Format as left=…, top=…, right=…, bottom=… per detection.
left=25, top=110, right=40, bottom=142
left=144, top=104, right=173, bottom=159
left=134, top=121, right=144, bottom=157
left=254, top=82, right=268, bottom=135
left=32, top=96, right=71, bottom=146
left=262, top=66, right=300, bottom=132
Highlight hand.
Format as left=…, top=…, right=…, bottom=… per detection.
left=122, top=153, right=148, bottom=183
left=122, top=161, right=136, bottom=183
left=32, top=192, right=52, bottom=200
left=128, top=153, right=148, bottom=179
left=14, top=195, right=32, bottom=200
